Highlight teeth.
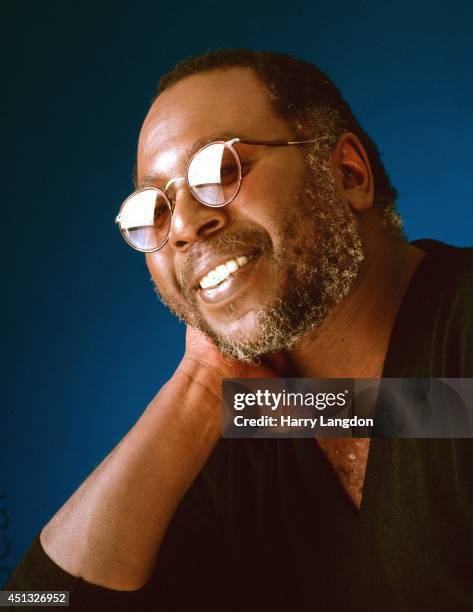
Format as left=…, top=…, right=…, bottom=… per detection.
left=199, top=254, right=253, bottom=289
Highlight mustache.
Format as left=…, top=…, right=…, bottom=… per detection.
left=179, top=228, right=272, bottom=297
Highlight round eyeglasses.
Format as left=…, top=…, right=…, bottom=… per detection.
left=115, top=136, right=322, bottom=253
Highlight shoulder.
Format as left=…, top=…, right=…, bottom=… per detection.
left=413, top=239, right=473, bottom=274
left=388, top=239, right=473, bottom=376
left=412, top=239, right=473, bottom=306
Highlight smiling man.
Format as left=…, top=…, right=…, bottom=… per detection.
left=138, top=66, right=370, bottom=362
left=5, top=50, right=473, bottom=611
left=136, top=61, right=409, bottom=366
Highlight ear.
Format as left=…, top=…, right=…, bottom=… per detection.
left=331, top=133, right=374, bottom=211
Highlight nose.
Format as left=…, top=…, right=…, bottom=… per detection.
left=167, top=185, right=229, bottom=251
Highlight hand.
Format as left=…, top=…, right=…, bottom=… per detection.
left=182, top=326, right=290, bottom=435
left=182, top=326, right=288, bottom=380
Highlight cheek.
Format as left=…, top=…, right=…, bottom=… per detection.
left=238, top=156, right=305, bottom=230
left=145, top=252, right=195, bottom=319
left=146, top=253, right=175, bottom=296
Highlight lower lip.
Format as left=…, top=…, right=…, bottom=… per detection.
left=197, top=255, right=263, bottom=306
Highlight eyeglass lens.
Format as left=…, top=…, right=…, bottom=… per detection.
left=118, top=188, right=172, bottom=252
left=187, top=142, right=241, bottom=207
left=117, top=142, right=241, bottom=251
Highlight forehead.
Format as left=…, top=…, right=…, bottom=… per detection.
left=137, top=68, right=292, bottom=183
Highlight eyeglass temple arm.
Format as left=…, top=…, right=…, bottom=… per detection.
left=236, top=137, right=328, bottom=147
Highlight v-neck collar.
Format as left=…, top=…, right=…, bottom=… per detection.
left=358, top=240, right=437, bottom=537
left=277, top=241, right=441, bottom=546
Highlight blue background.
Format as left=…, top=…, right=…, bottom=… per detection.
left=3, top=0, right=472, bottom=574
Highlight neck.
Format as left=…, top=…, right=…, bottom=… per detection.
left=285, top=239, right=426, bottom=378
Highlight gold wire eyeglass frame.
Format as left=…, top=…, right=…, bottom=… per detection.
left=115, top=136, right=323, bottom=253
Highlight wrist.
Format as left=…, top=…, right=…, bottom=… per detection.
left=155, top=357, right=224, bottom=437
left=177, top=355, right=228, bottom=391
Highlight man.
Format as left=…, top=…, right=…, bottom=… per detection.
left=5, top=50, right=473, bottom=610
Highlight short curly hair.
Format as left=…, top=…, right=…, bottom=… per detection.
left=153, top=49, right=403, bottom=238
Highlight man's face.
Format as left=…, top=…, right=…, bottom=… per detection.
left=137, top=68, right=363, bottom=362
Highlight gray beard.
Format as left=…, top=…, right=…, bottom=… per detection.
left=153, top=158, right=364, bottom=363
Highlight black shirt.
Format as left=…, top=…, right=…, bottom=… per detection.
left=5, top=240, right=473, bottom=611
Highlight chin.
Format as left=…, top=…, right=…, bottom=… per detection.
left=196, top=307, right=287, bottom=364
left=205, top=306, right=262, bottom=337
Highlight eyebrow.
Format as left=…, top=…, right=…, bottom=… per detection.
left=135, top=130, right=238, bottom=189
